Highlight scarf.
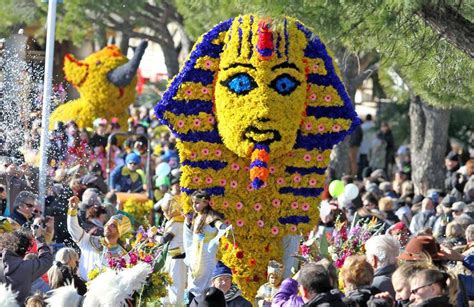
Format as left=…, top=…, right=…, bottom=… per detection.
left=225, top=284, right=242, bottom=302
left=121, top=166, right=140, bottom=183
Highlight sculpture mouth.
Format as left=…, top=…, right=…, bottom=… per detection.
left=243, top=126, right=281, bottom=145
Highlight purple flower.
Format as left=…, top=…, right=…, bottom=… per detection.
left=143, top=255, right=153, bottom=263
left=129, top=252, right=138, bottom=265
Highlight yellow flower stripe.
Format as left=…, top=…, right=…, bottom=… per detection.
left=306, top=84, right=344, bottom=107
left=194, top=56, right=220, bottom=71
left=164, top=111, right=215, bottom=134
left=176, top=140, right=236, bottom=163
left=305, top=58, right=327, bottom=75
left=174, top=82, right=214, bottom=101
left=301, top=117, right=352, bottom=135
left=281, top=149, right=331, bottom=168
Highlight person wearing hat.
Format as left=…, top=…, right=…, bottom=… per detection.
left=110, top=152, right=146, bottom=193
left=452, top=201, right=466, bottom=218
left=156, top=193, right=186, bottom=306
left=387, top=222, right=411, bottom=248
left=256, top=260, right=284, bottom=307
left=192, top=261, right=251, bottom=307
left=67, top=196, right=131, bottom=280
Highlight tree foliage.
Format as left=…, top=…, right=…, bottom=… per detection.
left=175, top=0, right=473, bottom=108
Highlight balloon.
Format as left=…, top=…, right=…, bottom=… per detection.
left=155, top=162, right=171, bottom=177
left=320, top=200, right=331, bottom=217
left=344, top=183, right=359, bottom=200
left=155, top=175, right=170, bottom=187
left=338, top=194, right=347, bottom=207
left=329, top=180, right=344, bottom=197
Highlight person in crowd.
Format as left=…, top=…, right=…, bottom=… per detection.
left=391, top=262, right=434, bottom=307
left=77, top=188, right=102, bottom=236
left=67, top=195, right=131, bottom=280
left=0, top=184, right=7, bottom=215
left=184, top=190, right=226, bottom=303
left=409, top=269, right=457, bottom=306
left=203, top=261, right=252, bottom=307
left=272, top=262, right=345, bottom=307
left=358, top=114, right=376, bottom=178
left=24, top=293, right=46, bottom=307
left=463, top=224, right=474, bottom=255
left=379, top=181, right=397, bottom=199
left=349, top=124, right=363, bottom=177
left=409, top=197, right=437, bottom=235
left=156, top=193, right=186, bottom=306
left=110, top=152, right=146, bottom=193
left=341, top=255, right=380, bottom=307
left=362, top=192, right=379, bottom=211
left=67, top=132, right=90, bottom=167
left=10, top=191, right=37, bottom=226
left=451, top=201, right=466, bottom=219
left=80, top=173, right=108, bottom=195
left=103, top=191, right=118, bottom=221
left=368, top=135, right=387, bottom=173
left=378, top=122, right=395, bottom=175
left=444, top=152, right=460, bottom=192
left=89, top=118, right=109, bottom=153
left=365, top=234, right=400, bottom=298
left=23, top=253, right=51, bottom=296
left=386, top=222, right=411, bottom=248
left=48, top=122, right=68, bottom=166
left=378, top=197, right=399, bottom=225
left=189, top=287, right=227, bottom=307
left=90, top=205, right=107, bottom=234
left=443, top=221, right=466, bottom=247
left=433, top=195, right=456, bottom=238
left=255, top=260, right=284, bottom=307
left=0, top=227, right=53, bottom=305
left=47, top=247, right=86, bottom=295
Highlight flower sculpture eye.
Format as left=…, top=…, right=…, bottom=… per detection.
left=221, top=73, right=257, bottom=95
left=270, top=73, right=300, bottom=96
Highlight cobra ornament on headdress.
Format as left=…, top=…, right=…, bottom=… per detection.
left=155, top=14, right=360, bottom=299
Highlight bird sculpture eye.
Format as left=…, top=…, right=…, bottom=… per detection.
left=270, top=74, right=300, bottom=96
left=221, top=73, right=257, bottom=95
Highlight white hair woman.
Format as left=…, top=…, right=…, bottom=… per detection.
left=365, top=234, right=400, bottom=298
left=47, top=247, right=87, bottom=295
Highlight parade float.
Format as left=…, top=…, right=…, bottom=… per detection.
left=49, top=41, right=148, bottom=129
left=155, top=14, right=360, bottom=298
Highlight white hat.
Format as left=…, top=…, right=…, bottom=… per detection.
left=452, top=201, right=466, bottom=212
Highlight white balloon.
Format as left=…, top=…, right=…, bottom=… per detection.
left=338, top=194, right=347, bottom=207
left=344, top=183, right=359, bottom=200
left=155, top=162, right=171, bottom=177
left=320, top=200, right=331, bottom=217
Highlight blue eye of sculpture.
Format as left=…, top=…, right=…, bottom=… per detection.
left=270, top=74, right=300, bottom=96
left=221, top=73, right=257, bottom=95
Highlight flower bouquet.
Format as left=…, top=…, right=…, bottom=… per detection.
left=91, top=225, right=171, bottom=305
left=328, top=216, right=383, bottom=268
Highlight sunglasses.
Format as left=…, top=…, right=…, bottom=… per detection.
left=24, top=203, right=35, bottom=209
left=410, top=282, right=434, bottom=295
left=128, top=162, right=137, bottom=165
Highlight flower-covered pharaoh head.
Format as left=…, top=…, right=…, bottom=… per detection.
left=215, top=17, right=308, bottom=159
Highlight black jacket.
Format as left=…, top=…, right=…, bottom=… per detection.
left=11, top=209, right=31, bottom=227
left=414, top=295, right=453, bottom=307
left=343, top=285, right=380, bottom=307
left=304, top=289, right=346, bottom=307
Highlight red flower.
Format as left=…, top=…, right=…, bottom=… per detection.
left=300, top=244, right=311, bottom=256
left=236, top=251, right=244, bottom=259
left=253, top=275, right=261, bottom=282
left=248, top=258, right=256, bottom=266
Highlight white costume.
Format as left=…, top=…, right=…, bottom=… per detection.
left=161, top=217, right=187, bottom=306
left=67, top=213, right=126, bottom=280
left=183, top=215, right=222, bottom=297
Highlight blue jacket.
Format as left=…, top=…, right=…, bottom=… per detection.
left=110, top=165, right=144, bottom=193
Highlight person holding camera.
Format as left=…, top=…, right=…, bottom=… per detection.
left=0, top=223, right=53, bottom=305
